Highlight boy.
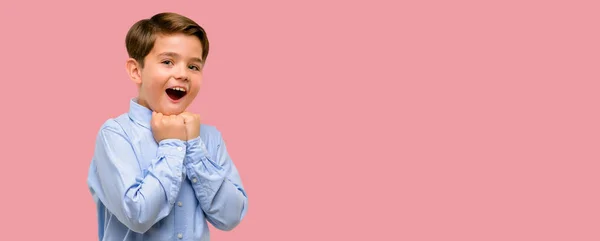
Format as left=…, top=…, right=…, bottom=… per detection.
left=87, top=12, right=248, bottom=241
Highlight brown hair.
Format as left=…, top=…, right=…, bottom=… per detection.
left=125, top=12, right=209, bottom=67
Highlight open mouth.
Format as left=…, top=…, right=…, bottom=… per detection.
left=165, top=87, right=187, bottom=101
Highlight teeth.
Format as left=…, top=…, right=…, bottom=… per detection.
left=171, top=87, right=186, bottom=92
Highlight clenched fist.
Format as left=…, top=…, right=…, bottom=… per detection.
left=151, top=112, right=187, bottom=143
left=179, top=112, right=201, bottom=141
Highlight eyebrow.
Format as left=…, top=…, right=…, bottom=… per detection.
left=158, top=52, right=203, bottom=63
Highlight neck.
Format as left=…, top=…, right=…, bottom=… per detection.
left=136, top=96, right=151, bottom=111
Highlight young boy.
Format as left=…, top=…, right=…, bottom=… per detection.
left=87, top=12, right=248, bottom=241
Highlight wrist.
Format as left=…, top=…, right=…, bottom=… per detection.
left=184, top=136, right=206, bottom=163
left=186, top=136, right=202, bottom=145
left=157, top=139, right=187, bottom=158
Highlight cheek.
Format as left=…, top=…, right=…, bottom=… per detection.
left=142, top=73, right=167, bottom=95
left=192, top=75, right=203, bottom=89
left=190, top=83, right=202, bottom=96
left=188, top=90, right=200, bottom=100
left=142, top=81, right=162, bottom=95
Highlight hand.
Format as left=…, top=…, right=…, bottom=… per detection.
left=179, top=112, right=201, bottom=141
left=151, top=112, right=187, bottom=143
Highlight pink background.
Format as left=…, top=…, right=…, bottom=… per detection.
left=1, top=0, right=599, bottom=240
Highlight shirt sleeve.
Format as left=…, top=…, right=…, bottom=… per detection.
left=183, top=131, right=248, bottom=231
left=89, top=120, right=187, bottom=233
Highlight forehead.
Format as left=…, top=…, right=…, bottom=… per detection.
left=150, top=34, right=203, bottom=58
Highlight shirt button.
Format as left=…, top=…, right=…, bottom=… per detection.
left=177, top=201, right=183, bottom=207
left=192, top=178, right=197, bottom=183
left=177, top=233, right=183, bottom=239
left=177, top=147, right=183, bottom=151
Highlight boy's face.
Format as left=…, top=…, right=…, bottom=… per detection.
left=127, top=33, right=204, bottom=115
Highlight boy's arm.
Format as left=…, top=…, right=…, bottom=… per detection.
left=184, top=130, right=248, bottom=231
left=89, top=120, right=187, bottom=233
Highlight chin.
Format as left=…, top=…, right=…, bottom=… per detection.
left=154, top=104, right=187, bottom=116
left=162, top=108, right=185, bottom=115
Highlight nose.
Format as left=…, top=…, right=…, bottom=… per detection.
left=174, top=64, right=189, bottom=81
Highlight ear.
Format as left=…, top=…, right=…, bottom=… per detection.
left=126, top=58, right=142, bottom=85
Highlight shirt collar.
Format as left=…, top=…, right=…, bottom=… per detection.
left=128, top=98, right=152, bottom=129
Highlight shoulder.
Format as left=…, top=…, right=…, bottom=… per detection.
left=199, top=123, right=226, bottom=148
left=200, top=123, right=221, bottom=136
left=96, top=113, right=130, bottom=137
left=200, top=123, right=223, bottom=141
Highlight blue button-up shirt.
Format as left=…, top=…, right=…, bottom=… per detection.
left=87, top=98, right=248, bottom=241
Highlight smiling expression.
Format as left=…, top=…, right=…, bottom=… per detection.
left=129, top=33, right=204, bottom=115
